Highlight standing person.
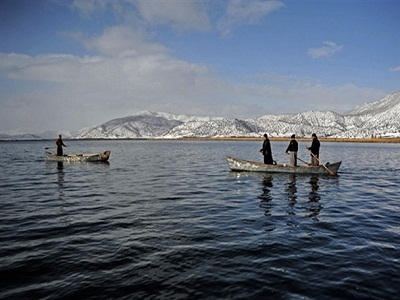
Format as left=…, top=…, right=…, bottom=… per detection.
left=56, top=134, right=67, bottom=156
left=259, top=133, right=274, bottom=164
left=285, top=134, right=298, bottom=166
left=307, top=133, right=320, bottom=166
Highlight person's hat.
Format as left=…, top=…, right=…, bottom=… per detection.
left=291, top=134, right=295, bottom=138
left=312, top=133, right=317, bottom=137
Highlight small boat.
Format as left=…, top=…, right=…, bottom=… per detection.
left=46, top=150, right=111, bottom=162
left=226, top=156, right=341, bottom=175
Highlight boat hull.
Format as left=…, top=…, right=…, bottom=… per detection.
left=226, top=156, right=341, bottom=175
left=46, top=150, right=111, bottom=162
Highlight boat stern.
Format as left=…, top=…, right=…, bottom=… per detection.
left=100, top=150, right=111, bottom=161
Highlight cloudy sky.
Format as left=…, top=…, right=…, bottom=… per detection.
left=1, top=0, right=399, bottom=134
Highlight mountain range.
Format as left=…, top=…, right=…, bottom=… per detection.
left=75, top=91, right=400, bottom=139
left=1, top=91, right=399, bottom=140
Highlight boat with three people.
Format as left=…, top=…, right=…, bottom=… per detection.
left=226, top=156, right=341, bottom=175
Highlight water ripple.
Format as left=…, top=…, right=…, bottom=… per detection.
left=0, top=140, right=399, bottom=299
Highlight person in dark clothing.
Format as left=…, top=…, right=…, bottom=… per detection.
left=56, top=134, right=67, bottom=156
left=307, top=133, right=320, bottom=166
left=285, top=134, right=298, bottom=166
left=260, top=133, right=274, bottom=164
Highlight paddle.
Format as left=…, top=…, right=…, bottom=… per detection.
left=286, top=152, right=310, bottom=166
left=308, top=150, right=335, bottom=176
left=45, top=146, right=68, bottom=155
left=297, top=157, right=311, bottom=166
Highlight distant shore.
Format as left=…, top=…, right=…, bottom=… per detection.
left=176, top=137, right=400, bottom=143
left=1, top=137, right=399, bottom=143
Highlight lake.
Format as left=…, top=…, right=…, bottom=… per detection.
left=0, top=140, right=399, bottom=299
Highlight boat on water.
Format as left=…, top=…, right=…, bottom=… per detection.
left=226, top=156, right=341, bottom=175
left=46, top=150, right=111, bottom=162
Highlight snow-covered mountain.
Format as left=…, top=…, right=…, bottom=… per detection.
left=0, top=130, right=75, bottom=141
left=2, top=92, right=399, bottom=140
left=0, top=133, right=45, bottom=140
left=74, top=91, right=400, bottom=139
left=77, top=111, right=184, bottom=139
left=341, top=93, right=400, bottom=138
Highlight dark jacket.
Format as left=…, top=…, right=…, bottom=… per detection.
left=56, top=138, right=66, bottom=149
left=286, top=140, right=298, bottom=153
left=308, top=138, right=320, bottom=156
left=56, top=137, right=66, bottom=156
left=261, top=138, right=272, bottom=156
left=260, top=138, right=273, bottom=164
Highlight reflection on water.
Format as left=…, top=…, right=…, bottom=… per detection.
left=55, top=161, right=71, bottom=225
left=230, top=171, right=327, bottom=225
left=57, top=162, right=64, bottom=199
left=285, top=174, right=297, bottom=203
left=285, top=174, right=297, bottom=225
left=308, top=176, right=320, bottom=200
left=307, top=176, right=322, bottom=221
left=255, top=174, right=325, bottom=223
left=1, top=141, right=398, bottom=299
left=258, top=175, right=273, bottom=217
left=258, top=175, right=273, bottom=201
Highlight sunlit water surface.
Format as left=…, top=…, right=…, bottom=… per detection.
left=0, top=140, right=399, bottom=299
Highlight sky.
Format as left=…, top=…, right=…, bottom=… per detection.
left=0, top=0, right=399, bottom=134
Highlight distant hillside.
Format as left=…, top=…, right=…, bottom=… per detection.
left=75, top=91, right=399, bottom=139
left=2, top=91, right=399, bottom=140
left=0, top=133, right=45, bottom=140
left=77, top=112, right=185, bottom=139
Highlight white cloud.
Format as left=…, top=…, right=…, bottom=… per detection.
left=390, top=66, right=400, bottom=72
left=308, top=41, right=343, bottom=59
left=0, top=3, right=387, bottom=133
left=135, top=0, right=211, bottom=31
left=68, top=0, right=284, bottom=35
left=69, top=0, right=112, bottom=18
left=0, top=48, right=385, bottom=133
left=68, top=0, right=211, bottom=32
left=79, top=26, right=167, bottom=57
left=218, top=0, right=285, bottom=35
left=0, top=48, right=219, bottom=131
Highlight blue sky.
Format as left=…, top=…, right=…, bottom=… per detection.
left=0, top=0, right=399, bottom=134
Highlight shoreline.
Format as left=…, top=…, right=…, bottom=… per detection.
left=1, top=137, right=399, bottom=143
left=176, top=137, right=400, bottom=143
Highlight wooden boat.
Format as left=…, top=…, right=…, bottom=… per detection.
left=226, top=156, right=341, bottom=175
left=46, top=150, right=111, bottom=162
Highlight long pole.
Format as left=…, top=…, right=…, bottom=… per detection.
left=308, top=150, right=335, bottom=176
left=286, top=152, right=310, bottom=166
left=297, top=156, right=310, bottom=166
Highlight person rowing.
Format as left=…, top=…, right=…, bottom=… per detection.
left=56, top=134, right=67, bottom=156
left=307, top=133, right=320, bottom=166
left=259, top=133, right=274, bottom=164
left=285, top=134, right=298, bottom=166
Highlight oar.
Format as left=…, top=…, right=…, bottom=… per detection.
left=297, top=157, right=311, bottom=166
left=308, top=150, right=335, bottom=176
left=286, top=152, right=310, bottom=166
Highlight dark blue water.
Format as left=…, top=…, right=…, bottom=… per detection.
left=0, top=140, right=399, bottom=299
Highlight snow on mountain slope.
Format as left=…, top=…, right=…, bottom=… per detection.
left=246, top=92, right=400, bottom=138
left=163, top=118, right=259, bottom=138
left=341, top=91, right=400, bottom=137
left=74, top=91, right=400, bottom=139
left=6, top=91, right=394, bottom=140
left=77, top=111, right=184, bottom=139
left=346, top=91, right=400, bottom=116
left=246, top=111, right=347, bottom=137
